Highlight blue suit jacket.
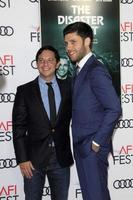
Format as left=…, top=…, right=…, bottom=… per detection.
left=72, top=55, right=122, bottom=158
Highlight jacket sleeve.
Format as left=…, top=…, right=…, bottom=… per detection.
left=90, top=65, right=122, bottom=146
left=12, top=86, right=29, bottom=164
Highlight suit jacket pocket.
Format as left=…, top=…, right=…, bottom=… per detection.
left=74, top=136, right=93, bottom=158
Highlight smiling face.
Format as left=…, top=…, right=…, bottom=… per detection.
left=36, top=49, right=59, bottom=82
left=64, top=32, right=91, bottom=63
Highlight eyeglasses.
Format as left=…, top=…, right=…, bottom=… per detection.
left=38, top=58, right=56, bottom=64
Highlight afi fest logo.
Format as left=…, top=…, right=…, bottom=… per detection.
left=0, top=121, right=12, bottom=142
left=113, top=145, right=133, bottom=165
left=0, top=0, right=11, bottom=8
left=121, top=22, right=133, bottom=42
left=0, top=185, right=19, bottom=199
left=121, top=84, right=133, bottom=103
left=0, top=55, right=15, bottom=76
left=75, top=188, right=82, bottom=199
left=30, top=26, right=40, bottom=43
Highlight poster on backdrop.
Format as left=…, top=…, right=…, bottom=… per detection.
left=40, top=0, right=120, bottom=96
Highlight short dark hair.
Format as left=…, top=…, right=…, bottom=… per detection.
left=36, top=45, right=60, bottom=62
left=63, top=22, right=93, bottom=48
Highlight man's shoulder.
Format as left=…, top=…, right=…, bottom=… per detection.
left=17, top=77, right=38, bottom=90
left=87, top=55, right=108, bottom=72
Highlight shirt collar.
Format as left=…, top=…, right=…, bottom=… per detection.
left=77, top=51, right=92, bottom=71
left=38, top=75, right=56, bottom=87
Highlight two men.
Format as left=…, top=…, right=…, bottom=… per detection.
left=12, top=45, right=73, bottom=200
left=13, top=21, right=122, bottom=200
left=63, top=22, right=122, bottom=200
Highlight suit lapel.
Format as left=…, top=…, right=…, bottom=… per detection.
left=32, top=78, right=50, bottom=125
left=56, top=78, right=65, bottom=122
left=73, top=55, right=95, bottom=98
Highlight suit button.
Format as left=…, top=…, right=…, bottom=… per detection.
left=51, top=129, right=55, bottom=133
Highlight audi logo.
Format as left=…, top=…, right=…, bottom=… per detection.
left=31, top=60, right=37, bottom=69
left=115, top=119, right=133, bottom=128
left=0, top=26, right=14, bottom=36
left=0, top=158, right=17, bottom=169
left=0, top=93, right=15, bottom=103
left=121, top=0, right=133, bottom=3
left=43, top=186, right=51, bottom=196
left=29, top=0, right=39, bottom=3
left=121, top=58, right=133, bottom=67
left=113, top=179, right=133, bottom=189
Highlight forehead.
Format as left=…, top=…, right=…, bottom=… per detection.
left=39, top=50, right=55, bottom=58
left=64, top=32, right=82, bottom=41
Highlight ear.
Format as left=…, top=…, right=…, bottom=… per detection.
left=84, top=37, right=91, bottom=48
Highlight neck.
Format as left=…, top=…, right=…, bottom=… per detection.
left=40, top=74, right=55, bottom=82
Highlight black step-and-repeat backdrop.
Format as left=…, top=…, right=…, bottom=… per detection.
left=0, top=0, right=133, bottom=199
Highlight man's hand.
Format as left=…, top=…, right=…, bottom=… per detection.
left=19, top=161, right=35, bottom=179
left=92, top=142, right=100, bottom=153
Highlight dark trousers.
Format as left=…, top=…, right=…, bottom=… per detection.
left=24, top=148, right=70, bottom=200
left=75, top=145, right=111, bottom=200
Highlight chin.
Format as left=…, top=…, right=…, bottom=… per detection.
left=70, top=58, right=76, bottom=63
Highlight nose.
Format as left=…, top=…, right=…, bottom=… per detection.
left=43, top=60, right=49, bottom=65
left=65, top=41, right=71, bottom=51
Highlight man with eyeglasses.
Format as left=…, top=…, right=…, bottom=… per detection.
left=12, top=45, right=73, bottom=200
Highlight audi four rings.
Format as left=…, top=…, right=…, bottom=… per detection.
left=0, top=158, right=17, bottom=169
left=113, top=179, right=133, bottom=189
left=121, top=58, right=133, bottom=67
left=0, top=26, right=14, bottom=36
left=29, top=0, right=38, bottom=2
left=116, top=119, right=133, bottom=128
left=43, top=186, right=51, bottom=196
left=0, top=93, right=15, bottom=103
left=31, top=60, right=37, bottom=69
left=121, top=0, right=133, bottom=3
